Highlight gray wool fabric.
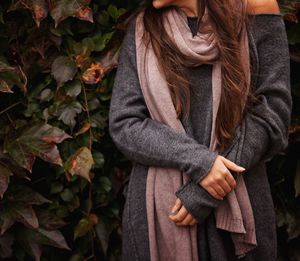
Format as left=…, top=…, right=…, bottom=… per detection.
left=108, top=12, right=292, bottom=261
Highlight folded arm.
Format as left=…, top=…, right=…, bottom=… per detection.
left=109, top=18, right=219, bottom=184
left=175, top=14, right=293, bottom=222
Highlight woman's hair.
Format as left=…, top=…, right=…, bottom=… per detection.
left=130, top=0, right=258, bottom=153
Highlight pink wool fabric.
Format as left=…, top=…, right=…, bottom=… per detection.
left=135, top=5, right=257, bottom=261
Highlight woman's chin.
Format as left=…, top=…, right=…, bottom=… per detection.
left=152, top=1, right=164, bottom=9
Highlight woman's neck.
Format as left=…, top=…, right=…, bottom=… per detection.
left=178, top=0, right=198, bottom=17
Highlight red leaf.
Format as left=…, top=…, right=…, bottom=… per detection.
left=16, top=206, right=39, bottom=229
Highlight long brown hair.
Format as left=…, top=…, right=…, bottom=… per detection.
left=132, top=0, right=258, bottom=153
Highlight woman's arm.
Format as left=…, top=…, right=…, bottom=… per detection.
left=221, top=13, right=292, bottom=171
left=175, top=12, right=293, bottom=223
left=109, top=17, right=219, bottom=184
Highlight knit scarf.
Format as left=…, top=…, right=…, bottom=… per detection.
left=135, top=6, right=257, bottom=261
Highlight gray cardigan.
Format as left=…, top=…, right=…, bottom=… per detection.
left=109, top=12, right=292, bottom=261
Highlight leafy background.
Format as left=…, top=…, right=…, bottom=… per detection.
left=0, top=0, right=299, bottom=260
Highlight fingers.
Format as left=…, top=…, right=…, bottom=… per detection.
left=206, top=186, right=224, bottom=200
left=169, top=204, right=198, bottom=226
left=220, top=156, right=246, bottom=173
left=169, top=197, right=182, bottom=216
left=211, top=183, right=226, bottom=198
left=225, top=171, right=237, bottom=188
left=176, top=213, right=194, bottom=226
left=169, top=204, right=189, bottom=223
left=217, top=176, right=233, bottom=193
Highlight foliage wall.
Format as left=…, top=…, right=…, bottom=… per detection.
left=0, top=0, right=299, bottom=260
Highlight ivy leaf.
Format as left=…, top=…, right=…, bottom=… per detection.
left=50, top=0, right=93, bottom=27
left=0, top=61, right=26, bottom=93
left=15, top=205, right=39, bottom=229
left=4, top=123, right=71, bottom=172
left=93, top=32, right=114, bottom=52
left=95, top=216, right=114, bottom=257
left=36, top=210, right=67, bottom=230
left=57, top=101, right=82, bottom=128
left=0, top=79, right=13, bottom=93
left=8, top=0, right=49, bottom=27
left=82, top=62, right=105, bottom=84
left=51, top=56, right=77, bottom=87
left=66, top=147, right=94, bottom=182
left=92, top=152, right=104, bottom=169
left=0, top=146, right=29, bottom=185
left=0, top=185, right=51, bottom=234
left=64, top=80, right=82, bottom=97
left=74, top=214, right=98, bottom=239
left=74, top=217, right=90, bottom=239
left=0, top=232, right=14, bottom=259
left=15, top=226, right=70, bottom=261
left=0, top=163, right=13, bottom=198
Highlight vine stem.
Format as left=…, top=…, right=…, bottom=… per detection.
left=80, top=78, right=96, bottom=261
left=0, top=102, right=22, bottom=116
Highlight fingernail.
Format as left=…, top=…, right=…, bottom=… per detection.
left=239, top=167, right=246, bottom=171
left=169, top=205, right=179, bottom=215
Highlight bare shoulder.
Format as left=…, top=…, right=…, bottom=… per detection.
left=246, top=0, right=281, bottom=14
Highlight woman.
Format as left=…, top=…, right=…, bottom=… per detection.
left=109, top=0, right=292, bottom=260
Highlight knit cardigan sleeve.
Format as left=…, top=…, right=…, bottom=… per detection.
left=175, top=13, right=293, bottom=222
left=108, top=16, right=219, bottom=185
left=108, top=13, right=292, bottom=223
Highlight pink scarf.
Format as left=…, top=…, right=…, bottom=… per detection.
left=135, top=6, right=257, bottom=260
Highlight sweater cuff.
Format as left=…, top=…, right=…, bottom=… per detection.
left=175, top=180, right=221, bottom=223
left=188, top=150, right=219, bottom=185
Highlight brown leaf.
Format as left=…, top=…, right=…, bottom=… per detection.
left=32, top=0, right=49, bottom=27
left=0, top=80, right=13, bottom=93
left=81, top=62, right=105, bottom=84
left=16, top=205, right=39, bottom=229
left=0, top=164, right=13, bottom=199
left=66, top=147, right=94, bottom=182
left=74, top=6, right=93, bottom=23
left=36, top=210, right=67, bottom=230
left=74, top=122, right=91, bottom=136
left=4, top=123, right=71, bottom=172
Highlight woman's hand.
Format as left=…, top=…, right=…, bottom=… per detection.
left=199, top=155, right=246, bottom=200
left=168, top=198, right=198, bottom=226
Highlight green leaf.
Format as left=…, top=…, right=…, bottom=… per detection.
left=66, top=147, right=94, bottom=182
left=64, top=80, right=82, bottom=97
left=39, top=88, right=54, bottom=102
left=98, top=176, right=111, bottom=193
left=60, top=188, right=73, bottom=202
left=57, top=101, right=82, bottom=128
left=74, top=218, right=90, bottom=239
left=51, top=56, right=77, bottom=87
left=93, top=152, right=104, bottom=169
left=96, top=10, right=110, bottom=26
left=95, top=217, right=114, bottom=257
left=93, top=32, right=114, bottom=52
left=107, top=5, right=119, bottom=20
